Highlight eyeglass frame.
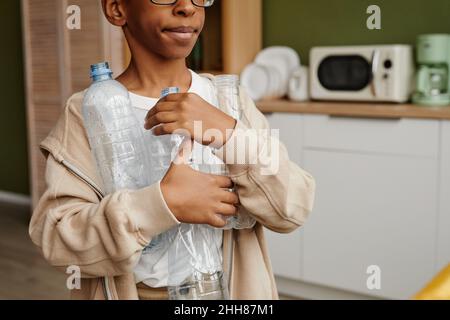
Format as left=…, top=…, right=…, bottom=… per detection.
left=150, top=0, right=215, bottom=8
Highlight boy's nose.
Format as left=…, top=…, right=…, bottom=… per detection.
left=173, top=0, right=196, bottom=17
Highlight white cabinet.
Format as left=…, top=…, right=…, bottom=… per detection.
left=265, top=113, right=303, bottom=164
left=263, top=112, right=443, bottom=299
left=302, top=149, right=438, bottom=299
left=438, top=122, right=450, bottom=271
left=264, top=113, right=304, bottom=280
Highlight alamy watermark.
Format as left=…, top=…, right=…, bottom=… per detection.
left=366, top=265, right=381, bottom=290
left=66, top=5, right=81, bottom=30
left=66, top=265, right=81, bottom=290
left=66, top=4, right=382, bottom=31
left=367, top=5, right=382, bottom=30
left=171, top=123, right=281, bottom=176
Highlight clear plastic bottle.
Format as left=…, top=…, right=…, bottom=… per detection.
left=213, top=75, right=257, bottom=230
left=142, top=88, right=226, bottom=301
left=146, top=87, right=186, bottom=185
left=143, top=87, right=184, bottom=254
left=159, top=89, right=229, bottom=301
left=82, top=62, right=150, bottom=194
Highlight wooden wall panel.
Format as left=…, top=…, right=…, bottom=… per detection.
left=27, top=1, right=61, bottom=104
left=22, top=0, right=127, bottom=208
left=222, top=0, right=262, bottom=74
left=23, top=0, right=62, bottom=207
left=68, top=0, right=104, bottom=93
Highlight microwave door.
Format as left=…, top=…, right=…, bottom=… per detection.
left=317, top=55, right=372, bottom=92
left=370, top=50, right=381, bottom=97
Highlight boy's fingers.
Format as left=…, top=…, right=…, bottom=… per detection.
left=152, top=123, right=178, bottom=136
left=219, top=190, right=240, bottom=205
left=216, top=203, right=238, bottom=216
left=209, top=214, right=227, bottom=228
left=144, top=112, right=177, bottom=130
left=145, top=102, right=175, bottom=121
left=214, top=175, right=234, bottom=189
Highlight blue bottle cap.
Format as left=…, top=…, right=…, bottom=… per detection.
left=90, top=62, right=113, bottom=79
left=161, top=87, right=180, bottom=98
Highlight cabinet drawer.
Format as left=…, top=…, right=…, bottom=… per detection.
left=303, top=114, right=439, bottom=157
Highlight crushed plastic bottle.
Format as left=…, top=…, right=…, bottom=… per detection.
left=161, top=88, right=229, bottom=300
left=140, top=87, right=228, bottom=300
left=167, top=223, right=228, bottom=300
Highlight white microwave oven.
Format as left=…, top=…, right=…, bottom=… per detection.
left=310, top=45, right=414, bottom=103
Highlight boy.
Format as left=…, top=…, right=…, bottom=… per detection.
left=29, top=0, right=315, bottom=300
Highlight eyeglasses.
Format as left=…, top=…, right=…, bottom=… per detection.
left=150, top=0, right=215, bottom=8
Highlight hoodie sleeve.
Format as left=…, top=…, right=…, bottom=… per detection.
left=29, top=152, right=180, bottom=278
left=214, top=87, right=316, bottom=233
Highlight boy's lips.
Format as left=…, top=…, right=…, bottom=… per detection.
left=163, top=26, right=197, bottom=42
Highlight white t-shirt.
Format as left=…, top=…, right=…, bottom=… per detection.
left=131, top=69, right=224, bottom=288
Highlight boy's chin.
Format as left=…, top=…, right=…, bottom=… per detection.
left=161, top=49, right=195, bottom=61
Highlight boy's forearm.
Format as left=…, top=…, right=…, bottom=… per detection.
left=29, top=155, right=180, bottom=277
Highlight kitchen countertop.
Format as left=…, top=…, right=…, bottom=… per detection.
left=256, top=99, right=450, bottom=120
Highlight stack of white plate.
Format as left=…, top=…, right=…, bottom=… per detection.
left=241, top=46, right=301, bottom=101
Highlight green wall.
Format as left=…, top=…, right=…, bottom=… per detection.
left=263, top=0, right=450, bottom=65
left=0, top=0, right=28, bottom=195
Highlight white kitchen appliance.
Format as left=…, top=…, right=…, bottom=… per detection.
left=310, top=45, right=414, bottom=103
left=288, top=66, right=310, bottom=102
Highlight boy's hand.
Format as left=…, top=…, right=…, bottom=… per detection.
left=144, top=93, right=237, bottom=149
left=160, top=139, right=239, bottom=228
left=161, top=162, right=239, bottom=228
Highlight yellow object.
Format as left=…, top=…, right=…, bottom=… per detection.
left=414, top=264, right=450, bottom=300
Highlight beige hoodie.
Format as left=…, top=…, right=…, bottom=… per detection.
left=29, top=73, right=316, bottom=300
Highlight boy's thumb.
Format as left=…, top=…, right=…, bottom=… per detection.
left=173, top=137, right=194, bottom=166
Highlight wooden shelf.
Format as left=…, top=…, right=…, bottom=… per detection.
left=187, top=0, right=262, bottom=75
left=256, top=99, right=450, bottom=120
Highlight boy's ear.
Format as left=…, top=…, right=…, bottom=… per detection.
left=102, top=0, right=127, bottom=27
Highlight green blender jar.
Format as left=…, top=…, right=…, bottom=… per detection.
left=413, top=34, right=450, bottom=107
